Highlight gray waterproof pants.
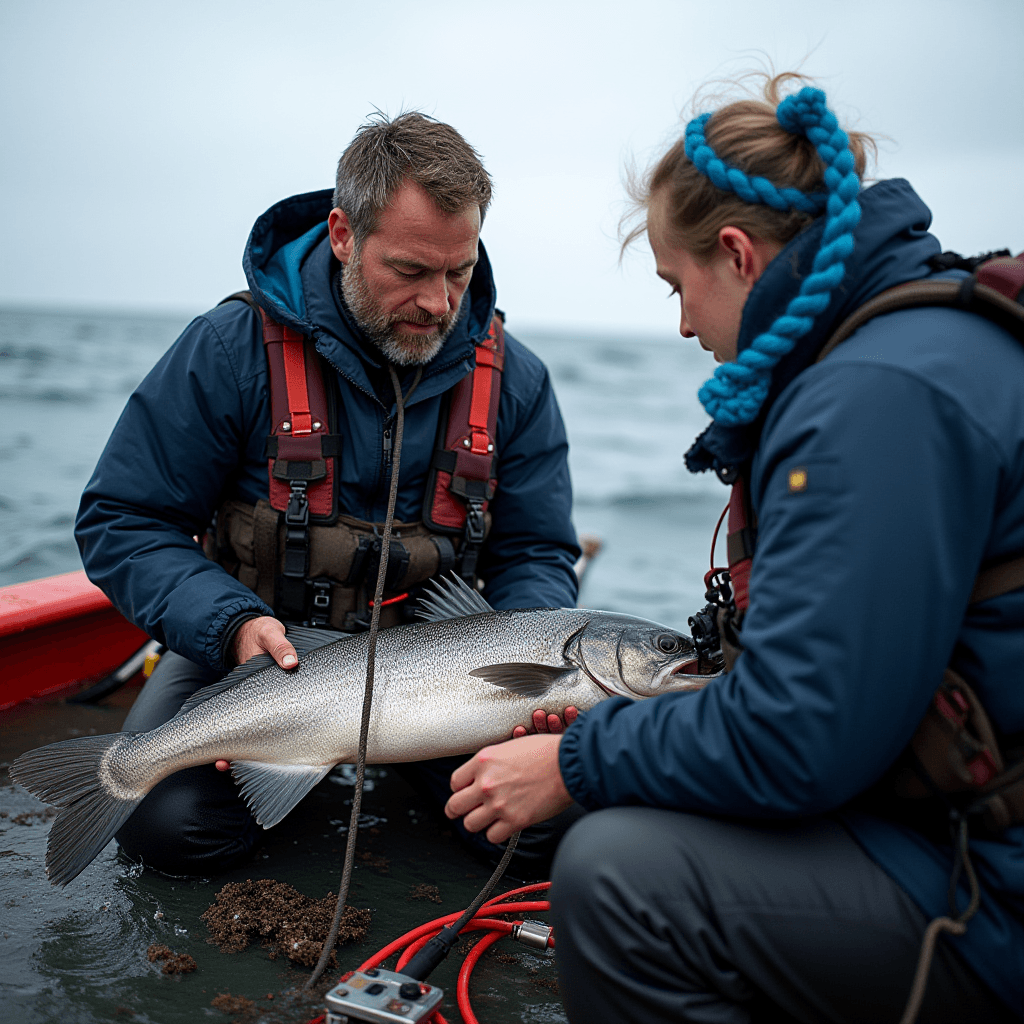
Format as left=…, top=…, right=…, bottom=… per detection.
left=550, top=809, right=1012, bottom=1023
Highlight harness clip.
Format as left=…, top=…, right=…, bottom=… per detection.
left=285, top=481, right=309, bottom=527
left=464, top=499, right=486, bottom=544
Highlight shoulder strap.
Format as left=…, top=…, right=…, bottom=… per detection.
left=816, top=257, right=1024, bottom=366
left=256, top=308, right=337, bottom=518
left=424, top=314, right=506, bottom=529
left=812, top=258, right=1024, bottom=607
left=971, top=555, right=1024, bottom=605
left=218, top=292, right=341, bottom=624
left=725, top=471, right=756, bottom=613
left=423, top=313, right=506, bottom=583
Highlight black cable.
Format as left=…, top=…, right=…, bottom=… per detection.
left=402, top=829, right=522, bottom=982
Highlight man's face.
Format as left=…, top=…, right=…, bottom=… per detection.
left=329, top=181, right=480, bottom=365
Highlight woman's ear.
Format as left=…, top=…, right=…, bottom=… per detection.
left=718, top=226, right=758, bottom=284
left=718, top=226, right=779, bottom=288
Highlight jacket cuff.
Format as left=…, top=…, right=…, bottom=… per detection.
left=558, top=711, right=607, bottom=812
left=205, top=599, right=273, bottom=670
left=219, top=609, right=265, bottom=668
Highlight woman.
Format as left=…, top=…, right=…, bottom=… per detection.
left=445, top=75, right=1023, bottom=1021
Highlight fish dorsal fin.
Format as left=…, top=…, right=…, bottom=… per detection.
left=416, top=573, right=494, bottom=622
left=230, top=761, right=334, bottom=828
left=175, top=626, right=348, bottom=717
left=469, top=662, right=572, bottom=699
left=175, top=654, right=276, bottom=716
left=283, top=625, right=350, bottom=657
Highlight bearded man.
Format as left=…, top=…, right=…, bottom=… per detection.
left=75, top=113, right=581, bottom=878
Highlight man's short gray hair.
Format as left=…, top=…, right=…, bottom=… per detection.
left=333, top=111, right=493, bottom=246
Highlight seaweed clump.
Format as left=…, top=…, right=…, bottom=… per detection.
left=211, top=993, right=257, bottom=1023
left=146, top=944, right=197, bottom=975
left=201, top=879, right=370, bottom=969
left=407, top=883, right=442, bottom=904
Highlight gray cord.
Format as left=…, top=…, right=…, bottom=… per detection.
left=306, top=364, right=419, bottom=990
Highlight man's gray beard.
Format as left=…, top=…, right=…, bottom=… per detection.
left=341, top=250, right=462, bottom=366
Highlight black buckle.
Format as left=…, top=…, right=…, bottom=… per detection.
left=282, top=481, right=310, bottom=582
left=464, top=499, right=486, bottom=544
left=308, top=578, right=332, bottom=628
left=285, top=481, right=309, bottom=527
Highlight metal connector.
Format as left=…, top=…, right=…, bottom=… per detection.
left=511, top=920, right=552, bottom=950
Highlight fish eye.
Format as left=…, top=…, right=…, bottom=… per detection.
left=654, top=633, right=682, bottom=654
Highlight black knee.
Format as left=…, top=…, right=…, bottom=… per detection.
left=116, top=764, right=260, bottom=876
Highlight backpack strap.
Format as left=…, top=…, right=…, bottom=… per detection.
left=970, top=553, right=1024, bottom=605
left=816, top=254, right=1024, bottom=365
left=423, top=313, right=506, bottom=584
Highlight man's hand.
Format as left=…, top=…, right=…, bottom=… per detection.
left=233, top=616, right=297, bottom=669
left=511, top=706, right=578, bottom=739
left=444, top=734, right=572, bottom=845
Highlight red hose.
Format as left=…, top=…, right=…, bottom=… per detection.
left=310, top=882, right=553, bottom=1024
left=456, top=929, right=505, bottom=1024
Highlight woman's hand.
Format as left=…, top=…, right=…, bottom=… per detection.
left=511, top=706, right=578, bottom=739
left=444, top=734, right=572, bottom=845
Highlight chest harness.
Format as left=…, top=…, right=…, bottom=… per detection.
left=205, top=292, right=505, bottom=632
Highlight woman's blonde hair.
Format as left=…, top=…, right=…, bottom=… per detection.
left=623, top=72, right=876, bottom=262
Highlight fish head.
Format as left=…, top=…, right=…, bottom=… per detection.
left=566, top=613, right=716, bottom=699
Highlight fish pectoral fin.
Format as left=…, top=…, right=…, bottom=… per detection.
left=468, top=662, right=572, bottom=699
left=230, top=761, right=334, bottom=829
left=416, top=572, right=494, bottom=622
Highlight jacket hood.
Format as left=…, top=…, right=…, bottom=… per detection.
left=685, top=178, right=942, bottom=476
left=241, top=189, right=499, bottom=404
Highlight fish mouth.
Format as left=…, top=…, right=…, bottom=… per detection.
left=674, top=656, right=709, bottom=677
left=655, top=656, right=723, bottom=690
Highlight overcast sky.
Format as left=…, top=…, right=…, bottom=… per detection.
left=2, top=0, right=1021, bottom=334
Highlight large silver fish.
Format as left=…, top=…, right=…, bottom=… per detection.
left=11, top=576, right=713, bottom=886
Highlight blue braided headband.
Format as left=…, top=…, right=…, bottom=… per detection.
left=684, top=87, right=862, bottom=426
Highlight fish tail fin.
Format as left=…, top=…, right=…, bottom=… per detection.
left=10, top=734, right=143, bottom=887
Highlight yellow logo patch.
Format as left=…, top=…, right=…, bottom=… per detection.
left=788, top=467, right=808, bottom=493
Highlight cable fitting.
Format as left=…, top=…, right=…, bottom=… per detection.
left=511, top=921, right=553, bottom=950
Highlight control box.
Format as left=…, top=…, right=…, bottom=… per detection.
left=324, top=967, right=444, bottom=1024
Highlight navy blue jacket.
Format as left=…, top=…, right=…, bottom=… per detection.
left=76, top=190, right=579, bottom=669
left=559, top=180, right=1024, bottom=1013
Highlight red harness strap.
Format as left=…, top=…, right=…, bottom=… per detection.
left=725, top=474, right=756, bottom=613
left=261, top=310, right=335, bottom=518
left=424, top=314, right=506, bottom=533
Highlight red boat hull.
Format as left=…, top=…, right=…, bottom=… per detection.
left=0, top=572, right=148, bottom=709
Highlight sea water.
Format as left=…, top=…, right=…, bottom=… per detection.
left=0, top=306, right=727, bottom=624
left=0, top=306, right=726, bottom=1024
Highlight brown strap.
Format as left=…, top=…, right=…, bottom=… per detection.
left=971, top=554, right=1024, bottom=604
left=815, top=280, right=1024, bottom=606
left=252, top=500, right=280, bottom=607
left=815, top=278, right=1024, bottom=364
